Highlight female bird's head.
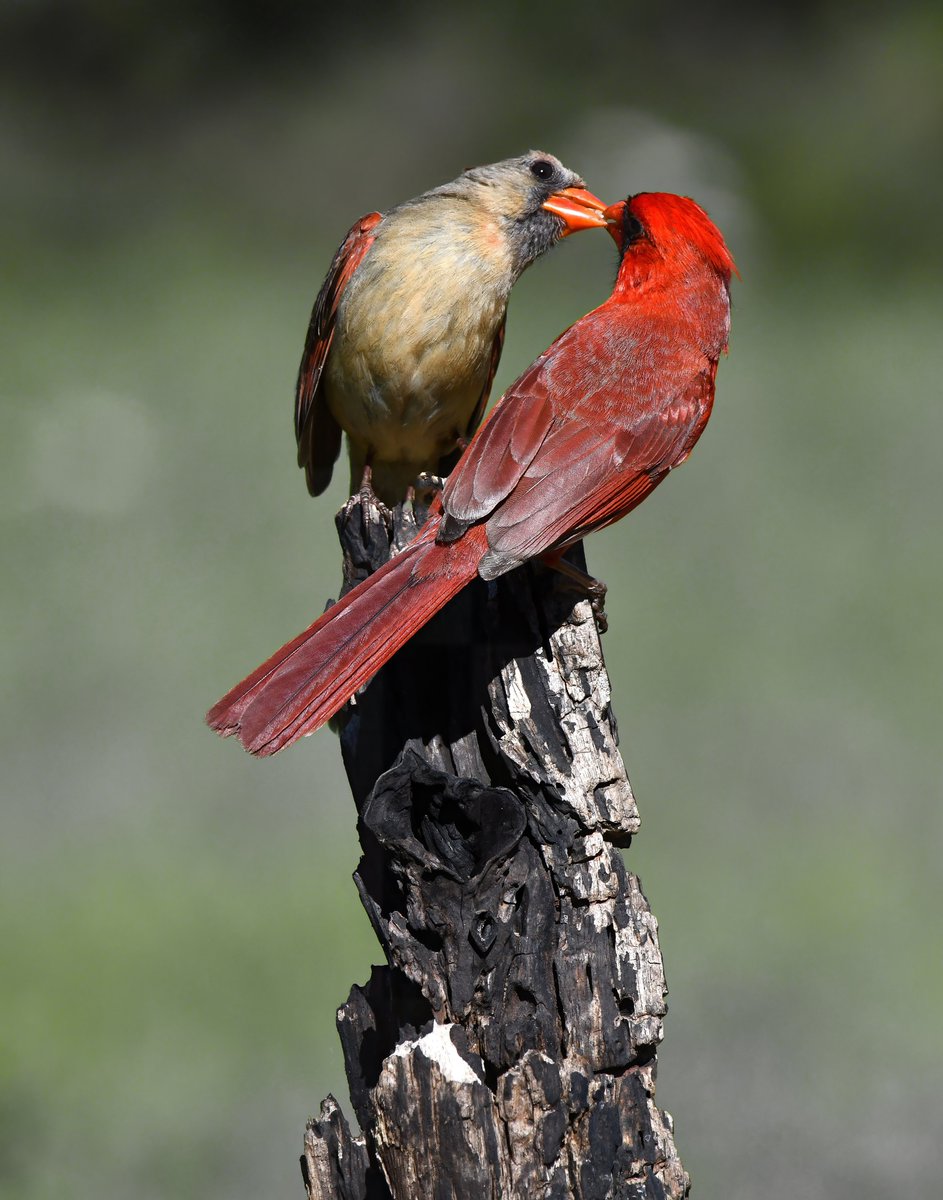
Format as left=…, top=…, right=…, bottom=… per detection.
left=439, top=151, right=608, bottom=273
left=604, top=193, right=737, bottom=284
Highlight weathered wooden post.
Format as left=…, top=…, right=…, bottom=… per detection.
left=300, top=491, right=688, bottom=1199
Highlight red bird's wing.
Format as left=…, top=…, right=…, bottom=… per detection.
left=441, top=330, right=567, bottom=526
left=443, top=306, right=717, bottom=573
left=295, top=212, right=383, bottom=496
left=482, top=367, right=716, bottom=569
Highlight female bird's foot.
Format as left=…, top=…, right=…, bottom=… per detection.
left=347, top=463, right=392, bottom=521
left=413, top=471, right=446, bottom=509
left=414, top=471, right=446, bottom=492
left=358, top=463, right=378, bottom=498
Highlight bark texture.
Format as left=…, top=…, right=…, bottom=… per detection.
left=301, top=490, right=688, bottom=1200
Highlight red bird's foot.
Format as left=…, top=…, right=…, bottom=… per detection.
left=544, top=556, right=609, bottom=634
left=590, top=596, right=609, bottom=635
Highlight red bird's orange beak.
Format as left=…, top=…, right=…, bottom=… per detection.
left=603, top=201, right=626, bottom=247
left=542, top=187, right=608, bottom=235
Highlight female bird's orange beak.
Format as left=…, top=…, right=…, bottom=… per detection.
left=542, top=187, right=608, bottom=235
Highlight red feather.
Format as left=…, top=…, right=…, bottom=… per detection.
left=207, top=519, right=486, bottom=756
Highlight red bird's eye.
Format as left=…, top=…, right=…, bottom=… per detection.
left=530, top=159, right=555, bottom=180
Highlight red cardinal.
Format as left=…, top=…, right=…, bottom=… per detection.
left=208, top=193, right=736, bottom=755
left=295, top=152, right=607, bottom=503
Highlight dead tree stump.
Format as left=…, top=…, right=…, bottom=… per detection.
left=300, top=491, right=689, bottom=1200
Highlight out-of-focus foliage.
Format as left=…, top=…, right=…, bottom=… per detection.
left=2, top=3, right=941, bottom=1198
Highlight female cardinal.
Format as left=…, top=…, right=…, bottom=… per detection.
left=295, top=152, right=607, bottom=503
left=209, top=192, right=737, bottom=756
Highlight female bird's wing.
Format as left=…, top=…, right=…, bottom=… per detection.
left=295, top=212, right=382, bottom=496
left=439, top=322, right=575, bottom=532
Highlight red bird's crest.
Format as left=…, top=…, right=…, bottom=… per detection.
left=611, top=193, right=738, bottom=283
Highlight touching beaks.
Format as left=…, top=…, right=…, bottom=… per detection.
left=603, top=201, right=626, bottom=247
left=542, top=187, right=608, bottom=235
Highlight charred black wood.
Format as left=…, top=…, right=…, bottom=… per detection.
left=303, top=492, right=688, bottom=1200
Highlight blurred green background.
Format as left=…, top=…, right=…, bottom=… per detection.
left=2, top=2, right=941, bottom=1197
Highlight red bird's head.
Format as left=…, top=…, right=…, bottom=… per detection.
left=604, top=193, right=738, bottom=284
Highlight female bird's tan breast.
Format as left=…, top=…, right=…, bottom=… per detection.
left=325, top=203, right=514, bottom=469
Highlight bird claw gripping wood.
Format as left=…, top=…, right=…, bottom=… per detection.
left=390, top=497, right=430, bottom=556
left=335, top=473, right=395, bottom=597
left=413, top=471, right=446, bottom=492
left=544, top=555, right=610, bottom=634
left=590, top=590, right=609, bottom=635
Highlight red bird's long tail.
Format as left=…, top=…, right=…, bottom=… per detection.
left=206, top=520, right=487, bottom=756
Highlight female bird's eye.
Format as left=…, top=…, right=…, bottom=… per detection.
left=623, top=214, right=645, bottom=242
left=529, top=159, right=555, bottom=180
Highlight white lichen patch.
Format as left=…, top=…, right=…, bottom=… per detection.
left=392, top=1022, right=481, bottom=1085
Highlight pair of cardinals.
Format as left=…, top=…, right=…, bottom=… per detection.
left=208, top=151, right=737, bottom=757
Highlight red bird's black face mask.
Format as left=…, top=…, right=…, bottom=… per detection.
left=603, top=199, right=645, bottom=255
